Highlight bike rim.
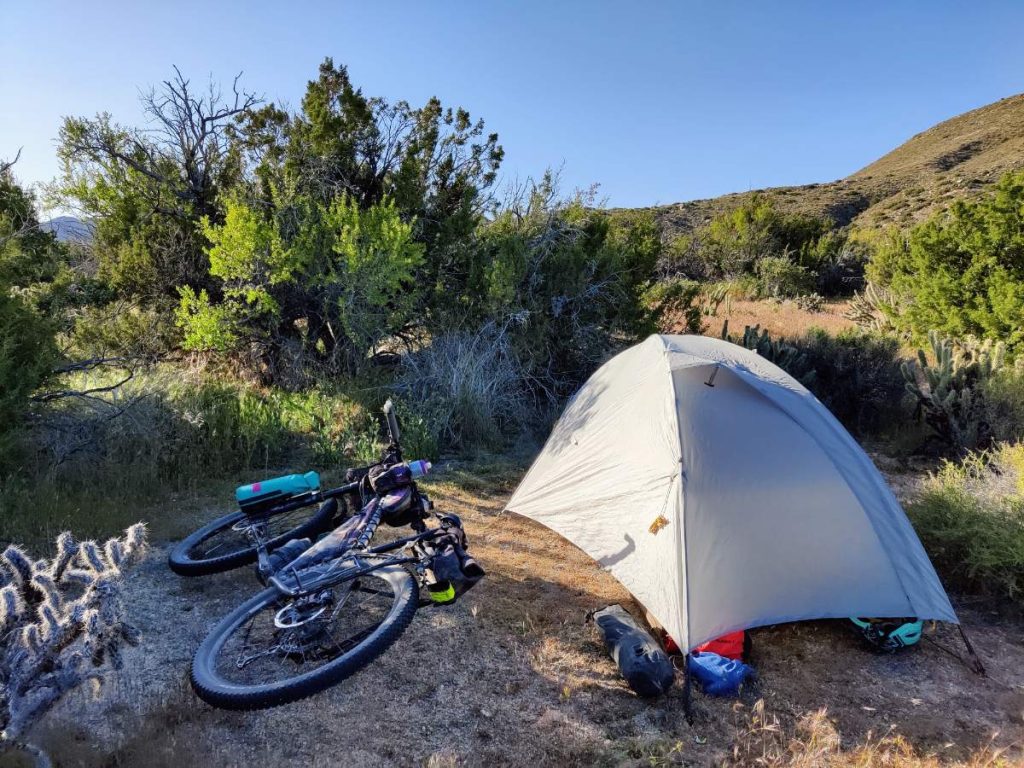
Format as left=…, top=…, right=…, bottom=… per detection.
left=189, top=508, right=323, bottom=561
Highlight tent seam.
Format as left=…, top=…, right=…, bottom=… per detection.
left=660, top=335, right=691, bottom=649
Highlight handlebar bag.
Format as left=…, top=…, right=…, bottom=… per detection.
left=369, top=463, right=412, bottom=494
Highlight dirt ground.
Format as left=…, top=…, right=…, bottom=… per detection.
left=665, top=298, right=857, bottom=341
left=18, top=463, right=1024, bottom=767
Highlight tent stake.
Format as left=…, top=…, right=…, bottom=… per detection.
left=958, top=625, right=986, bottom=676
left=682, top=653, right=694, bottom=725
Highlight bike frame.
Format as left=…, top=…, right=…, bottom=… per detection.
left=266, top=491, right=448, bottom=598
left=252, top=397, right=414, bottom=594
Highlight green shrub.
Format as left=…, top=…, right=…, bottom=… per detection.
left=868, top=170, right=1024, bottom=351
left=983, top=366, right=1024, bottom=444
left=67, top=303, right=177, bottom=361
left=475, top=177, right=661, bottom=395
left=0, top=294, right=57, bottom=454
left=643, top=278, right=704, bottom=333
left=678, top=194, right=858, bottom=296
left=907, top=444, right=1024, bottom=601
left=0, top=170, right=64, bottom=467
left=176, top=194, right=425, bottom=378
left=755, top=255, right=812, bottom=298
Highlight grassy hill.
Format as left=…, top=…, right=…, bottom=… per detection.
left=639, top=93, right=1024, bottom=237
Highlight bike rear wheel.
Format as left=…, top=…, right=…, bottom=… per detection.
left=190, top=564, right=418, bottom=709
left=168, top=500, right=336, bottom=577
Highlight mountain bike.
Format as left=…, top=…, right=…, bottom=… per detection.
left=189, top=402, right=484, bottom=709
left=168, top=404, right=402, bottom=577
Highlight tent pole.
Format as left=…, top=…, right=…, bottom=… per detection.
left=958, top=624, right=986, bottom=676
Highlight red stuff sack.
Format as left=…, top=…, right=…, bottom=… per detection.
left=694, top=631, right=747, bottom=661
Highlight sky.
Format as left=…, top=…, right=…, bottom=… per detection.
left=3, top=1, right=1024, bottom=212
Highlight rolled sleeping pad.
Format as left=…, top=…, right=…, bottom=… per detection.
left=593, top=604, right=675, bottom=697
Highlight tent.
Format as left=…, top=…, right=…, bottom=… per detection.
left=506, top=334, right=957, bottom=652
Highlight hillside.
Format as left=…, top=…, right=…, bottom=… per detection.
left=641, top=93, right=1024, bottom=238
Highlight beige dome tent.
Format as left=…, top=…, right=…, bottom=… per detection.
left=506, top=335, right=957, bottom=651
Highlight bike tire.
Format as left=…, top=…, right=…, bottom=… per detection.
left=190, top=565, right=418, bottom=710
left=168, top=501, right=336, bottom=577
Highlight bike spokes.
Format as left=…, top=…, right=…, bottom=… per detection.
left=192, top=509, right=320, bottom=561
left=214, top=575, right=397, bottom=686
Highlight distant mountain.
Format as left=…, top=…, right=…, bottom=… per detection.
left=41, top=216, right=94, bottom=244
left=633, top=93, right=1024, bottom=238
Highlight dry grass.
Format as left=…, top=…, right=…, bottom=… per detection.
left=728, top=700, right=1012, bottom=768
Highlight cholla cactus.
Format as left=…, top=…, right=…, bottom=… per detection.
left=721, top=322, right=817, bottom=388
left=0, top=524, right=147, bottom=766
left=902, top=331, right=1007, bottom=453
left=845, top=282, right=901, bottom=333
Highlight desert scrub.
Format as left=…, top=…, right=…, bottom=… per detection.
left=0, top=369, right=378, bottom=546
left=392, top=323, right=530, bottom=452
left=907, top=443, right=1024, bottom=601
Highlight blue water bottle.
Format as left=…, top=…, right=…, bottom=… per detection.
left=408, top=459, right=432, bottom=478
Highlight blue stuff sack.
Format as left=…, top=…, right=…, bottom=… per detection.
left=687, top=650, right=754, bottom=696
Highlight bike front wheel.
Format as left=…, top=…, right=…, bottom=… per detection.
left=168, top=500, right=337, bottom=577
left=190, top=564, right=418, bottom=709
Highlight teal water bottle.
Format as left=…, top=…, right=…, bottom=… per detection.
left=236, top=471, right=320, bottom=513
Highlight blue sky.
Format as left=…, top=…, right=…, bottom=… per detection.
left=3, top=1, right=1023, bottom=210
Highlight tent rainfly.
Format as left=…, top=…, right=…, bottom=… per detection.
left=506, top=334, right=957, bottom=652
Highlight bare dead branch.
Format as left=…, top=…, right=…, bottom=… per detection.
left=31, top=370, right=135, bottom=404
left=0, top=147, right=23, bottom=176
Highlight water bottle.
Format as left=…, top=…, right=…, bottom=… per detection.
left=408, top=459, right=432, bottom=478
left=236, top=471, right=320, bottom=511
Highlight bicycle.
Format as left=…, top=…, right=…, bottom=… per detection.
left=168, top=405, right=400, bottom=577
left=188, top=402, right=484, bottom=709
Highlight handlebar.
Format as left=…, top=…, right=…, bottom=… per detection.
left=383, top=398, right=401, bottom=448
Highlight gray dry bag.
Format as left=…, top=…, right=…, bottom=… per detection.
left=593, top=604, right=675, bottom=697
